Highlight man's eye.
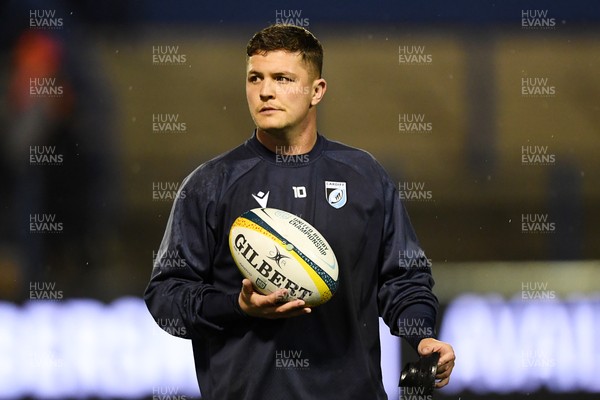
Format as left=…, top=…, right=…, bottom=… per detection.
left=248, top=76, right=260, bottom=83
left=276, top=76, right=293, bottom=83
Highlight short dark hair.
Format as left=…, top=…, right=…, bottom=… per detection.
left=246, top=24, right=323, bottom=78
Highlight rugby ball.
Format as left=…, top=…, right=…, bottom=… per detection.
left=229, top=208, right=338, bottom=307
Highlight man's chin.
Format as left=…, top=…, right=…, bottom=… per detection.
left=256, top=125, right=288, bottom=136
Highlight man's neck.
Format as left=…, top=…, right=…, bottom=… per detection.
left=256, top=127, right=317, bottom=155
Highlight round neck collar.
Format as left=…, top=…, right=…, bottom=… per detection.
left=245, top=130, right=325, bottom=167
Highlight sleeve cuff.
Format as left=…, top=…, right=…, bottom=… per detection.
left=200, top=291, right=251, bottom=326
left=396, top=303, right=437, bottom=351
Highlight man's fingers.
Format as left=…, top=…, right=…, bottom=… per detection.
left=241, top=279, right=288, bottom=305
left=437, top=349, right=455, bottom=366
left=434, top=359, right=454, bottom=389
left=435, top=376, right=450, bottom=388
left=420, top=341, right=455, bottom=366
left=266, top=298, right=311, bottom=318
left=271, top=289, right=291, bottom=304
left=435, top=364, right=452, bottom=380
left=272, top=306, right=312, bottom=318
left=238, top=279, right=312, bottom=318
left=414, top=339, right=455, bottom=391
left=274, top=298, right=308, bottom=312
left=286, top=308, right=312, bottom=317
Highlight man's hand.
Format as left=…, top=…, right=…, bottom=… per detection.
left=238, top=279, right=312, bottom=319
left=418, top=338, right=456, bottom=388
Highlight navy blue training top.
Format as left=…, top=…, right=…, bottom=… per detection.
left=144, top=132, right=438, bottom=400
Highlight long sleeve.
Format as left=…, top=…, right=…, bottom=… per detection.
left=376, top=165, right=439, bottom=351
left=144, top=168, right=248, bottom=340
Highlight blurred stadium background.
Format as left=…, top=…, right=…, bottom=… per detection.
left=0, top=0, right=599, bottom=399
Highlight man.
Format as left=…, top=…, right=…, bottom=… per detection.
left=145, top=24, right=455, bottom=399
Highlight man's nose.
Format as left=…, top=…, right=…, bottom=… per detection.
left=259, top=79, right=276, bottom=101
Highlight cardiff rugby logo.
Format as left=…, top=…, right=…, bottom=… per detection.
left=325, top=181, right=347, bottom=209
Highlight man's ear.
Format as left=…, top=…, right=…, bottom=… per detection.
left=310, top=78, right=327, bottom=106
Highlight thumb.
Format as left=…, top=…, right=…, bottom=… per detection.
left=241, top=279, right=254, bottom=297
left=418, top=337, right=440, bottom=356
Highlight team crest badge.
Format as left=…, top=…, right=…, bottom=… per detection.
left=325, top=181, right=347, bottom=209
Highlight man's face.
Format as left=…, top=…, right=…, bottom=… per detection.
left=246, top=50, right=322, bottom=135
